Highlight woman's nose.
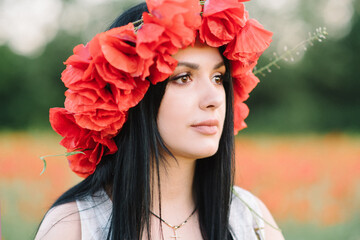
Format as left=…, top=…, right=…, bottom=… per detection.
left=198, top=79, right=225, bottom=110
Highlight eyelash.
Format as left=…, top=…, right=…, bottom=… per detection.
left=213, top=74, right=224, bottom=85
left=171, top=73, right=224, bottom=85
left=172, top=73, right=191, bottom=84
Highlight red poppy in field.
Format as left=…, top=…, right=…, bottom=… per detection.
left=49, top=108, right=118, bottom=177
left=200, top=0, right=248, bottom=47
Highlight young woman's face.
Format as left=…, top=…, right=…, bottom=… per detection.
left=157, top=44, right=226, bottom=161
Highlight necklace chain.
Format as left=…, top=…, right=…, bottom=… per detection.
left=150, top=207, right=197, bottom=238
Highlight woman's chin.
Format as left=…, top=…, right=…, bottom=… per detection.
left=182, top=144, right=220, bottom=160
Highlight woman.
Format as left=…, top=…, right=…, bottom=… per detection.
left=36, top=0, right=284, bottom=239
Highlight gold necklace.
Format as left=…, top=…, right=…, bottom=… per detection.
left=150, top=207, right=197, bottom=240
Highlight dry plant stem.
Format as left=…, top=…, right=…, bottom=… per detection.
left=132, top=19, right=143, bottom=26
left=254, top=27, right=328, bottom=77
left=231, top=187, right=282, bottom=233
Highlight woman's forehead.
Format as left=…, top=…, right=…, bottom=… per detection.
left=172, top=44, right=223, bottom=63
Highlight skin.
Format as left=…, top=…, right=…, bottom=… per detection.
left=35, top=43, right=285, bottom=240
left=157, top=43, right=226, bottom=161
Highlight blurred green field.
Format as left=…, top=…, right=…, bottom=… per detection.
left=1, top=132, right=359, bottom=239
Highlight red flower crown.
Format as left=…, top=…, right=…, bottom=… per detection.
left=49, top=0, right=273, bottom=178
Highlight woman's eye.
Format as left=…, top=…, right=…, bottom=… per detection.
left=213, top=74, right=224, bottom=85
left=173, top=74, right=191, bottom=84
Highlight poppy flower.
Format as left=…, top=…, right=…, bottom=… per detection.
left=146, top=0, right=201, bottom=30
left=61, top=24, right=151, bottom=135
left=231, top=59, right=258, bottom=78
left=64, top=88, right=128, bottom=137
left=98, top=24, right=153, bottom=79
left=224, top=18, right=273, bottom=61
left=136, top=22, right=179, bottom=84
left=49, top=108, right=118, bottom=177
left=233, top=71, right=259, bottom=101
left=200, top=0, right=248, bottom=47
left=141, top=0, right=201, bottom=51
left=233, top=101, right=250, bottom=134
left=61, top=43, right=92, bottom=90
left=232, top=71, right=260, bottom=134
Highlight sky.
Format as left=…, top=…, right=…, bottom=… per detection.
left=0, top=0, right=355, bottom=57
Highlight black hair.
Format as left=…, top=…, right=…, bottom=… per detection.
left=37, top=2, right=235, bottom=240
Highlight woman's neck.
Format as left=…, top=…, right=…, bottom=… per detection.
left=105, top=155, right=197, bottom=224
left=151, top=155, right=197, bottom=222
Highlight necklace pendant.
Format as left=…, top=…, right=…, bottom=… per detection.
left=170, top=229, right=180, bottom=239
left=149, top=207, right=197, bottom=240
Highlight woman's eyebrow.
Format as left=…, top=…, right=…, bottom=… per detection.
left=213, top=61, right=225, bottom=70
left=177, top=62, right=199, bottom=69
left=177, top=61, right=225, bottom=70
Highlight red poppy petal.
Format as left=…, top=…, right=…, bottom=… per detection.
left=203, top=0, right=246, bottom=16
left=232, top=19, right=273, bottom=54
left=136, top=22, right=166, bottom=58
left=233, top=102, right=249, bottom=134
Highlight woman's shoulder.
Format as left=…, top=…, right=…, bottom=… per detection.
left=230, top=186, right=285, bottom=240
left=229, top=186, right=265, bottom=238
left=231, top=186, right=260, bottom=206
left=230, top=186, right=264, bottom=222
left=35, top=201, right=81, bottom=240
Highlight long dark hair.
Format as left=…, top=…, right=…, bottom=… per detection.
left=41, top=2, right=235, bottom=239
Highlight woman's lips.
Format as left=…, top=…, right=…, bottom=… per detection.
left=190, top=119, right=219, bottom=135
left=191, top=125, right=218, bottom=135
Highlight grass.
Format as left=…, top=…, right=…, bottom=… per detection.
left=280, top=216, right=360, bottom=240
left=1, top=131, right=359, bottom=239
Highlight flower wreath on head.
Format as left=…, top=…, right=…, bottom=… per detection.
left=49, top=0, right=273, bottom=178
